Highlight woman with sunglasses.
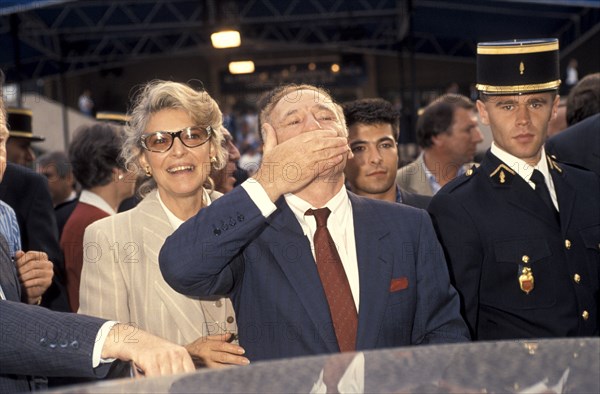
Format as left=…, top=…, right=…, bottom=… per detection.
left=79, top=80, right=248, bottom=369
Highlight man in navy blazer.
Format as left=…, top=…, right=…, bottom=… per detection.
left=160, top=84, right=469, bottom=361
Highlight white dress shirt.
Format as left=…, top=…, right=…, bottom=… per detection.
left=157, top=188, right=212, bottom=230
left=242, top=180, right=360, bottom=311
left=491, top=142, right=559, bottom=210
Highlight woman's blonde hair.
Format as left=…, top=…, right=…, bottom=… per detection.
left=122, top=80, right=226, bottom=197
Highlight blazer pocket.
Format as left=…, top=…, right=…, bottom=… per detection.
left=579, top=224, right=600, bottom=252
left=484, top=238, right=555, bottom=310
left=389, top=276, right=409, bottom=292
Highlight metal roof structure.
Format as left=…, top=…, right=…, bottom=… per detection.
left=1, top=0, right=599, bottom=84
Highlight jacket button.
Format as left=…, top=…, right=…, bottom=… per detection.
left=215, top=300, right=223, bottom=308
left=237, top=214, right=245, bottom=222
left=70, top=341, right=79, bottom=349
left=60, top=340, right=68, bottom=348
left=466, top=168, right=473, bottom=176
left=213, top=228, right=221, bottom=236
left=565, top=239, right=571, bottom=249
left=40, top=338, right=48, bottom=347
left=227, top=316, right=235, bottom=324
left=573, top=274, right=581, bottom=284
left=49, top=343, right=57, bottom=349
left=521, top=255, right=530, bottom=263
left=582, top=310, right=589, bottom=320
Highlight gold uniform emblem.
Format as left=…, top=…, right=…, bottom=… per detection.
left=519, top=266, right=534, bottom=294
left=519, top=61, right=525, bottom=75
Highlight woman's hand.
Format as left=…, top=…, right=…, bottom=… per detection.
left=185, top=333, right=249, bottom=368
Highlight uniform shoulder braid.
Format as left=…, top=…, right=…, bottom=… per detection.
left=442, top=164, right=479, bottom=193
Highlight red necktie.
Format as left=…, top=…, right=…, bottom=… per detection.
left=306, top=208, right=358, bottom=352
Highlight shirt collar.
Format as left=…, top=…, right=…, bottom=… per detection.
left=78, top=190, right=116, bottom=215
left=157, top=188, right=212, bottom=230
left=285, top=185, right=349, bottom=230
left=490, top=142, right=552, bottom=183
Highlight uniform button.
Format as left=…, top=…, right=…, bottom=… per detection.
left=215, top=300, right=223, bottom=307
left=565, top=239, right=571, bottom=250
left=213, top=228, right=221, bottom=236
left=582, top=310, right=589, bottom=320
left=521, top=255, right=530, bottom=264
left=573, top=274, right=581, bottom=284
left=227, top=316, right=235, bottom=324
left=466, top=169, right=473, bottom=176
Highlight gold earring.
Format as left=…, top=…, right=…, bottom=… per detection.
left=145, top=166, right=152, bottom=177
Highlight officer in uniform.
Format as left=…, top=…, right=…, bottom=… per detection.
left=428, top=38, right=599, bottom=340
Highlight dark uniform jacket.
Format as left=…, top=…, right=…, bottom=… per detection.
left=428, top=150, right=600, bottom=340
left=546, top=113, right=600, bottom=177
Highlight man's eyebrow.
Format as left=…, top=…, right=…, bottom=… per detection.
left=527, top=97, right=548, bottom=104
left=494, top=99, right=517, bottom=106
left=280, top=108, right=299, bottom=120
left=349, top=139, right=366, bottom=147
left=377, top=136, right=395, bottom=143
left=314, top=104, right=335, bottom=113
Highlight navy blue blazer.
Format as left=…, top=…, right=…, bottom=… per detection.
left=0, top=234, right=109, bottom=391
left=429, top=150, right=600, bottom=340
left=160, top=187, right=469, bottom=361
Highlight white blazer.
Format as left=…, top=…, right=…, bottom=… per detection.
left=79, top=190, right=237, bottom=345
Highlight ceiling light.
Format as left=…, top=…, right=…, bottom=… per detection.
left=211, top=30, right=241, bottom=48
left=331, top=63, right=340, bottom=73
left=229, top=61, right=255, bottom=74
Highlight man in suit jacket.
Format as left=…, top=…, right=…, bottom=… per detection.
left=342, top=98, right=430, bottom=209
left=546, top=109, right=600, bottom=177
left=428, top=39, right=599, bottom=340
left=160, top=84, right=469, bottom=362
left=0, top=162, right=70, bottom=311
left=396, top=94, right=483, bottom=196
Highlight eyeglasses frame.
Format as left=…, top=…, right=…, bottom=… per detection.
left=140, top=125, right=213, bottom=153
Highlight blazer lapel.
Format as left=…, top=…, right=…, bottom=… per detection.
left=265, top=197, right=339, bottom=352
left=348, top=193, right=392, bottom=350
left=0, top=234, right=21, bottom=301
left=550, top=164, right=575, bottom=235
left=412, top=155, right=433, bottom=196
left=138, top=192, right=205, bottom=341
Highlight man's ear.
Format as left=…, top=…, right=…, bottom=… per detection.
left=550, top=94, right=560, bottom=120
left=476, top=100, right=490, bottom=126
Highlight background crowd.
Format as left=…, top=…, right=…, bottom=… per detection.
left=0, top=37, right=599, bottom=392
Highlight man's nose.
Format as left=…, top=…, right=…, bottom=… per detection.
left=472, top=126, right=484, bottom=143
left=26, top=147, right=36, bottom=163
left=369, top=148, right=383, bottom=164
left=515, top=105, right=531, bottom=126
left=304, top=115, right=322, bottom=131
left=228, top=141, right=241, bottom=161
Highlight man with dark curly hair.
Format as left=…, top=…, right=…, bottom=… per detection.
left=343, top=98, right=430, bottom=208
